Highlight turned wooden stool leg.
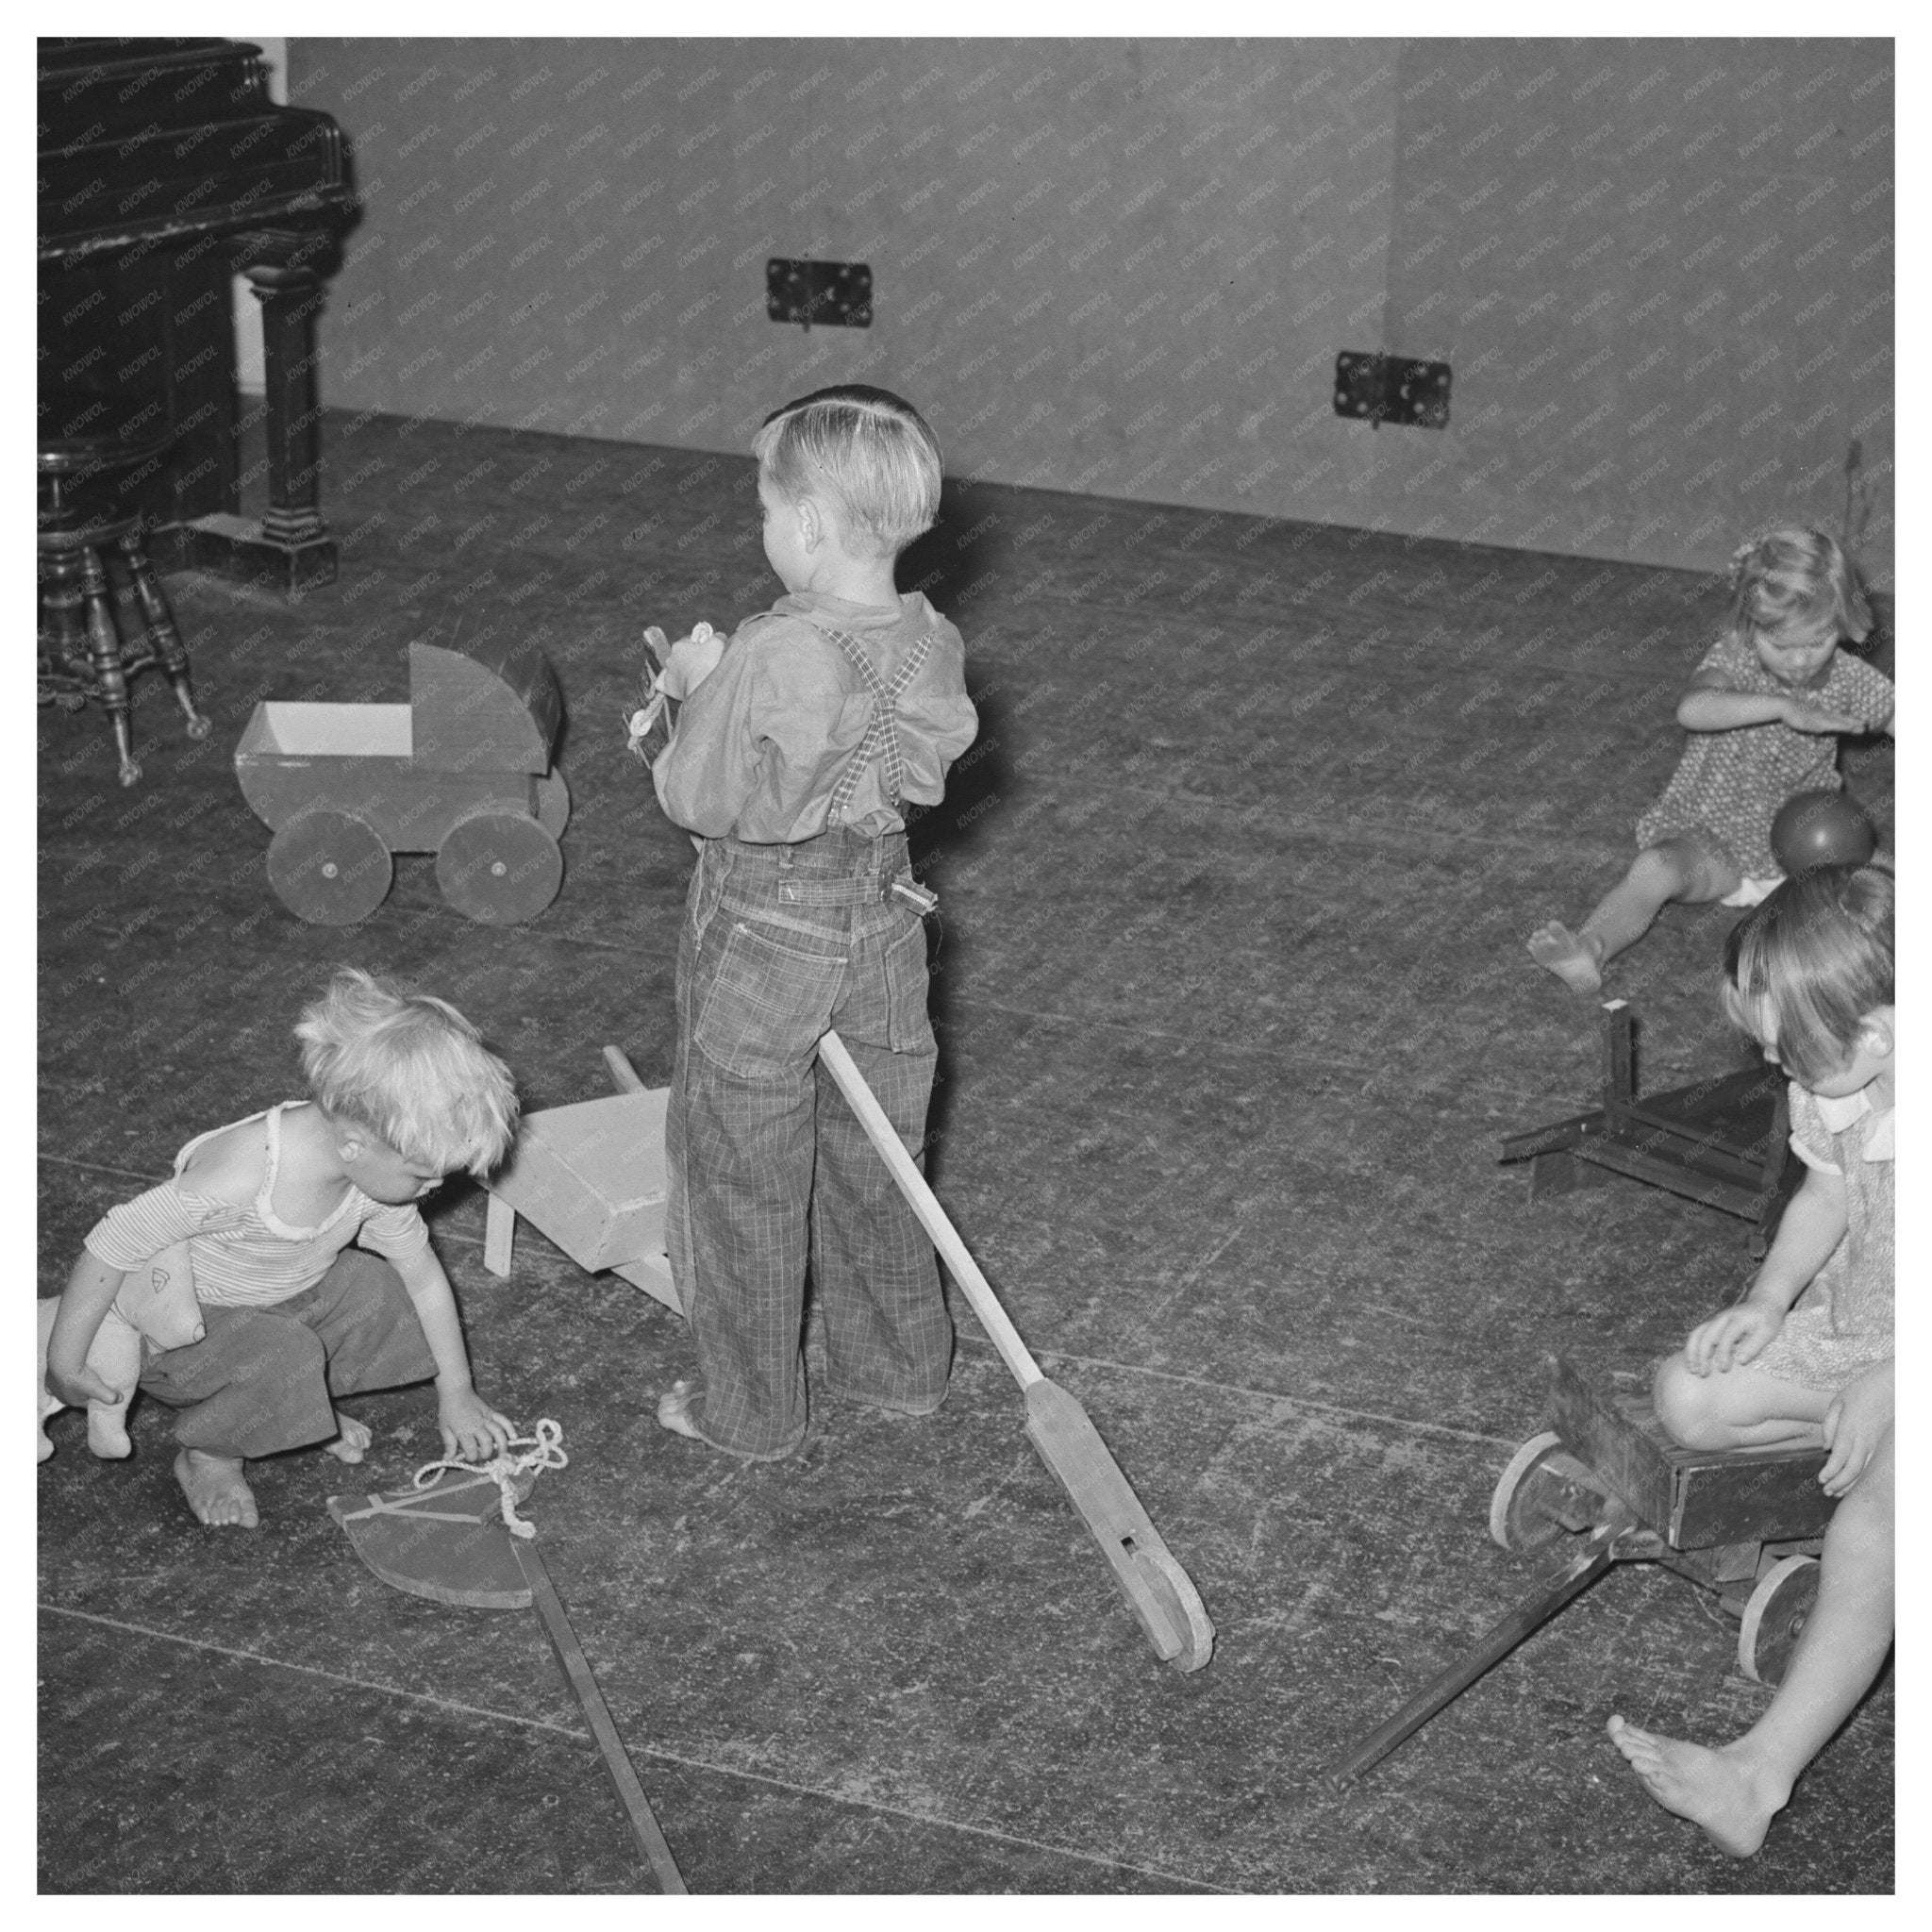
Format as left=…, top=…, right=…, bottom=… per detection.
left=75, top=543, right=140, bottom=787
left=37, top=545, right=92, bottom=706
left=118, top=529, right=210, bottom=739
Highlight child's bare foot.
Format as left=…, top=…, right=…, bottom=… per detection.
left=175, top=1448, right=260, bottom=1529
left=324, top=1410, right=374, bottom=1464
left=657, top=1380, right=702, bottom=1441
left=1607, top=1714, right=1788, bottom=1857
left=1528, top=921, right=1607, bottom=993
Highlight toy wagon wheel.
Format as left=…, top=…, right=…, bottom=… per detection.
left=1488, top=1430, right=1600, bottom=1552
left=534, top=770, right=572, bottom=841
left=1739, top=1554, right=1820, bottom=1687
left=436, top=812, right=563, bottom=925
left=266, top=809, right=393, bottom=925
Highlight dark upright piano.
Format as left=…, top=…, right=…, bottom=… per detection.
left=39, top=38, right=357, bottom=592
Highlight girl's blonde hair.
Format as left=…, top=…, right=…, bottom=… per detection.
left=295, top=968, right=518, bottom=1177
left=1726, top=524, right=1872, bottom=644
left=751, top=384, right=942, bottom=558
left=1721, top=863, right=1893, bottom=1088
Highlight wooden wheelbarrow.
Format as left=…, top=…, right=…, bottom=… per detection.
left=1328, top=1355, right=1835, bottom=1785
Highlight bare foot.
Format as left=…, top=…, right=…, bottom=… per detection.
left=324, top=1410, right=374, bottom=1464
left=175, top=1448, right=260, bottom=1529
left=657, top=1380, right=702, bottom=1441
left=1528, top=920, right=1606, bottom=993
left=1607, top=1714, right=1788, bottom=1857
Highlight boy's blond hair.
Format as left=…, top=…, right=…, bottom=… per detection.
left=295, top=968, right=518, bottom=1177
left=752, top=384, right=942, bottom=558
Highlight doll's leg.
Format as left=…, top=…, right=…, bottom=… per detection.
left=1529, top=834, right=1740, bottom=991
left=83, top=1307, right=143, bottom=1458
left=1609, top=1425, right=1893, bottom=1856
left=38, top=1298, right=63, bottom=1460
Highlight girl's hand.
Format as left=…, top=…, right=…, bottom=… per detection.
left=437, top=1385, right=516, bottom=1462
left=1684, top=1300, right=1783, bottom=1374
left=1819, top=1364, right=1894, bottom=1496
left=1779, top=694, right=1866, bottom=734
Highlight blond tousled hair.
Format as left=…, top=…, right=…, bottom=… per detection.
left=295, top=967, right=518, bottom=1177
left=1725, top=524, right=1872, bottom=646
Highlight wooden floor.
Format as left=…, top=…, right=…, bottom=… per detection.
left=36, top=408, right=1893, bottom=1894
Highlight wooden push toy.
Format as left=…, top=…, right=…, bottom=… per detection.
left=234, top=634, right=570, bottom=925
left=484, top=1034, right=1212, bottom=1670
left=328, top=1423, right=686, bottom=1891
left=818, top=1030, right=1215, bottom=1673
left=1501, top=1002, right=1797, bottom=1253
left=482, top=1048, right=677, bottom=1311
left=1327, top=1355, right=1835, bottom=1785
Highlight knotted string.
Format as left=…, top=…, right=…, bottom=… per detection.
left=410, top=1417, right=568, bottom=1541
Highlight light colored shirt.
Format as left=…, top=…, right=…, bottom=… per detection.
left=84, top=1103, right=429, bottom=1308
left=654, top=590, right=978, bottom=842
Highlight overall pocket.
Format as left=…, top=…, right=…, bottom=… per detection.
left=880, top=914, right=936, bottom=1055
left=692, top=912, right=847, bottom=1081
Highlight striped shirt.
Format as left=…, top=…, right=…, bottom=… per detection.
left=84, top=1103, right=429, bottom=1308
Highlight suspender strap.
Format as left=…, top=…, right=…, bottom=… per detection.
left=814, top=625, right=937, bottom=823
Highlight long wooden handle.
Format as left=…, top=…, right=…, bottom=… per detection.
left=603, top=1043, right=646, bottom=1093
left=514, top=1538, right=688, bottom=1894
left=817, top=1029, right=1042, bottom=1391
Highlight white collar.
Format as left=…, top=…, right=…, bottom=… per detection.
left=1810, top=1086, right=1894, bottom=1160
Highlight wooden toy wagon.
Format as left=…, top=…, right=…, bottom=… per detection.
left=235, top=636, right=571, bottom=925
left=1329, top=1354, right=1835, bottom=1784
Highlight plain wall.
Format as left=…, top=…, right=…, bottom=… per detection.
left=287, top=37, right=1893, bottom=586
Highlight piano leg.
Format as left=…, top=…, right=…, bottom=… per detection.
left=181, top=246, right=338, bottom=597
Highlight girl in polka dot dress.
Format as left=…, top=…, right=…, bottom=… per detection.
left=1609, top=864, right=1893, bottom=1857
left=1530, top=525, right=1893, bottom=992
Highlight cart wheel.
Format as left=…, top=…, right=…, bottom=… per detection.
left=436, top=812, right=563, bottom=924
left=534, top=770, right=572, bottom=841
left=1489, top=1430, right=1601, bottom=1551
left=1739, top=1555, right=1820, bottom=1687
left=266, top=809, right=392, bottom=925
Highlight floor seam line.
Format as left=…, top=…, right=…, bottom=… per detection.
left=38, top=1601, right=1226, bottom=1893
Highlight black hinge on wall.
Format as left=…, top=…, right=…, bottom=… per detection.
left=767, top=258, right=873, bottom=330
left=1334, top=352, right=1452, bottom=428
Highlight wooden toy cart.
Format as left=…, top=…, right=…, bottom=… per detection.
left=1328, top=1355, right=1835, bottom=1784
left=1502, top=1003, right=1799, bottom=1254
left=234, top=636, right=570, bottom=925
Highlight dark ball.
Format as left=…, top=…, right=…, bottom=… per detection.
left=1770, top=790, right=1878, bottom=874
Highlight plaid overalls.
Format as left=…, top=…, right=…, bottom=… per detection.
left=664, top=627, right=952, bottom=1458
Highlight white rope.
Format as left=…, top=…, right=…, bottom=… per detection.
left=410, top=1418, right=568, bottom=1541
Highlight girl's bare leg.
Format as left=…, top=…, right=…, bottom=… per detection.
left=1529, top=834, right=1740, bottom=992
left=1609, top=1427, right=1892, bottom=1856
left=1652, top=1355, right=1833, bottom=1453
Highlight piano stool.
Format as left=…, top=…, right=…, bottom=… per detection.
left=38, top=390, right=211, bottom=788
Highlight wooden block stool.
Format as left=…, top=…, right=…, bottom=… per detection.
left=39, top=387, right=210, bottom=786
left=484, top=1050, right=678, bottom=1311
